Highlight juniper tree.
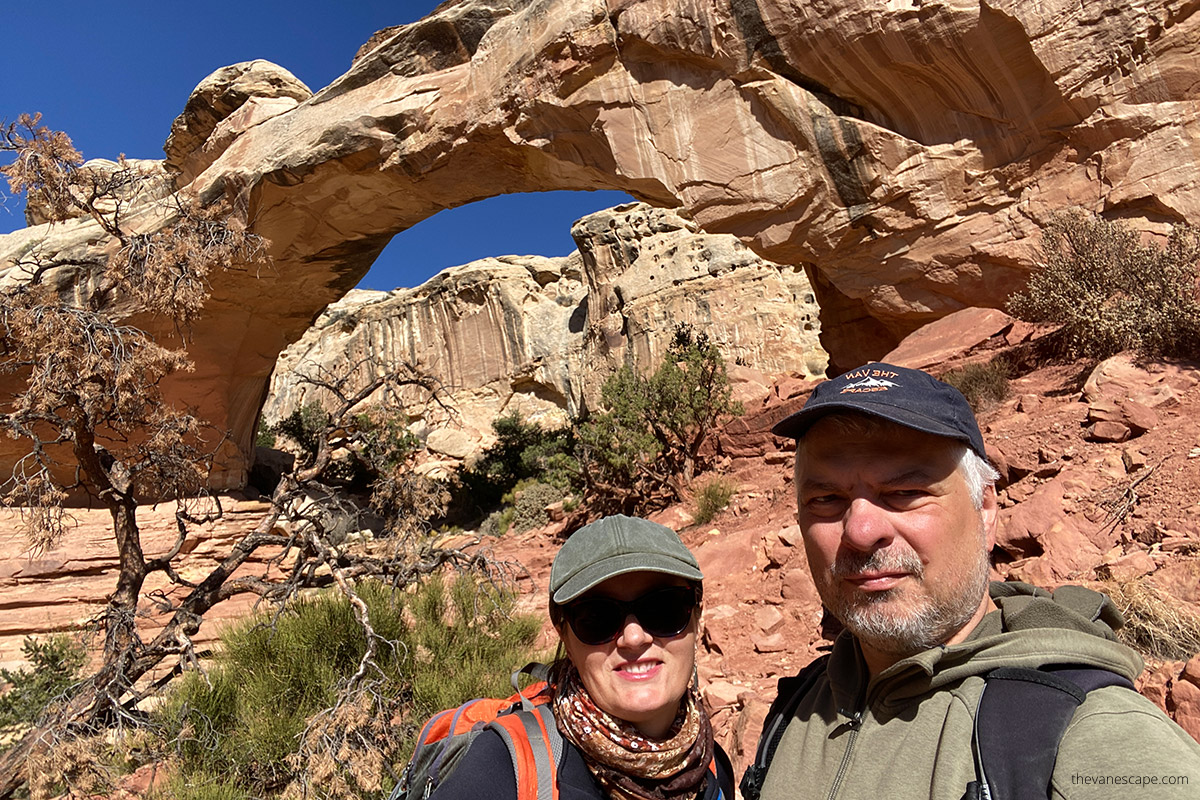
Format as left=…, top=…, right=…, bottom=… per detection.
left=576, top=323, right=742, bottom=515
left=0, top=115, right=492, bottom=799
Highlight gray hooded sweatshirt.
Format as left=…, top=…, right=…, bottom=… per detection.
left=759, top=582, right=1200, bottom=799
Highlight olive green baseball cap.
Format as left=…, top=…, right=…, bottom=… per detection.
left=549, top=514, right=704, bottom=604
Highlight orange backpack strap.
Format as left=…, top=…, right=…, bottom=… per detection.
left=487, top=703, right=562, bottom=800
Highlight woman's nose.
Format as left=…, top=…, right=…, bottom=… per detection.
left=616, top=614, right=652, bottom=646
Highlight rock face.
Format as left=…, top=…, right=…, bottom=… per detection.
left=0, top=499, right=282, bottom=674
left=262, top=204, right=825, bottom=460
left=163, top=60, right=313, bottom=183
left=264, top=255, right=588, bottom=459
left=4, top=0, right=1200, bottom=486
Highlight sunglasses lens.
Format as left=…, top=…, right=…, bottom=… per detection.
left=636, top=586, right=697, bottom=638
left=567, top=599, right=624, bottom=645
left=565, top=586, right=697, bottom=645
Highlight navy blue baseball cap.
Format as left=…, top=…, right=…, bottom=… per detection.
left=771, top=362, right=987, bottom=458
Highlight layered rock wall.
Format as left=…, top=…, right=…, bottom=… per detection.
left=263, top=204, right=826, bottom=461
left=3, top=0, right=1199, bottom=486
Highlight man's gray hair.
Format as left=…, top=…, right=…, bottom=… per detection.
left=957, top=446, right=999, bottom=510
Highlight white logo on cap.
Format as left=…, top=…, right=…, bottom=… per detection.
left=840, top=376, right=898, bottom=394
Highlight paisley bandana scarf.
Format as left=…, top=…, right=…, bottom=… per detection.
left=552, top=662, right=715, bottom=800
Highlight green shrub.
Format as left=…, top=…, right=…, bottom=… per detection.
left=692, top=478, right=735, bottom=525
left=576, top=323, right=743, bottom=515
left=353, top=408, right=420, bottom=473
left=479, top=507, right=514, bottom=537
left=161, top=772, right=248, bottom=800
left=157, top=578, right=541, bottom=800
left=255, top=420, right=277, bottom=449
left=1007, top=212, right=1200, bottom=359
left=459, top=414, right=578, bottom=513
left=270, top=402, right=330, bottom=460
left=940, top=360, right=1011, bottom=413
left=0, top=634, right=87, bottom=731
left=507, top=481, right=564, bottom=534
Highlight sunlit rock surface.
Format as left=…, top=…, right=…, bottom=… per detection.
left=4, top=0, right=1199, bottom=486
left=261, top=204, right=826, bottom=457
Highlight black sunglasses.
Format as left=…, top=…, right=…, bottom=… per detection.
left=563, top=585, right=699, bottom=645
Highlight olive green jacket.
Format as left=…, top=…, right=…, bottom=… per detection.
left=758, top=582, right=1200, bottom=799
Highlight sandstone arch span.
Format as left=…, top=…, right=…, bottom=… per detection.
left=4, top=0, right=1199, bottom=487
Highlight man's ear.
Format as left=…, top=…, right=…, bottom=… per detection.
left=981, top=483, right=999, bottom=550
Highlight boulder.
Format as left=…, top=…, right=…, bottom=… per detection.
left=1172, top=679, right=1200, bottom=742
left=882, top=307, right=1014, bottom=371
left=1083, top=355, right=1200, bottom=408
left=163, top=60, right=312, bottom=181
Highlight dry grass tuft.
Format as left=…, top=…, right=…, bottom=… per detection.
left=26, top=736, right=114, bottom=800
left=1102, top=576, right=1200, bottom=662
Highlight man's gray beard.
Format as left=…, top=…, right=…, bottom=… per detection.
left=827, top=539, right=991, bottom=659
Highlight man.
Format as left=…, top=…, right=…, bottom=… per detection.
left=754, top=362, right=1200, bottom=799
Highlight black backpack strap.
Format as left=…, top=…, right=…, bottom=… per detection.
left=707, top=742, right=735, bottom=800
left=739, top=655, right=829, bottom=800
left=967, top=666, right=1135, bottom=800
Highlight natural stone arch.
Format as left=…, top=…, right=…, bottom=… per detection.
left=4, top=0, right=1200, bottom=488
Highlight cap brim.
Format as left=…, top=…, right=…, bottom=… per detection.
left=551, top=554, right=704, bottom=604
left=773, top=400, right=975, bottom=448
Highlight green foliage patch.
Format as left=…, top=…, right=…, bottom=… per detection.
left=269, top=402, right=330, bottom=461
left=0, top=634, right=86, bottom=732
left=460, top=413, right=577, bottom=514
left=158, top=578, right=541, bottom=800
left=1007, top=212, right=1200, bottom=359
left=576, top=324, right=742, bottom=515
left=692, top=477, right=735, bottom=526
left=507, top=481, right=566, bottom=534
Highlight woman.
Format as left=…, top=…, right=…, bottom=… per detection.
left=430, top=514, right=733, bottom=800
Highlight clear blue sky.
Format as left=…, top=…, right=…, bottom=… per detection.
left=0, top=1, right=634, bottom=290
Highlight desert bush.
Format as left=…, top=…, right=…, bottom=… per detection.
left=0, top=634, right=86, bottom=732
left=576, top=324, right=742, bottom=515
left=1101, top=577, right=1200, bottom=662
left=25, top=734, right=124, bottom=800
left=506, top=481, right=565, bottom=534
left=353, top=408, right=420, bottom=473
left=270, top=402, right=331, bottom=461
left=459, top=414, right=577, bottom=514
left=940, top=360, right=1011, bottom=412
left=158, top=577, right=541, bottom=800
left=161, top=772, right=246, bottom=800
left=1007, top=212, right=1200, bottom=359
left=479, top=508, right=514, bottom=537
left=692, top=478, right=735, bottom=526
left=255, top=419, right=278, bottom=449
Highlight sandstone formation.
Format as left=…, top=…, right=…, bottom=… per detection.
left=264, top=254, right=588, bottom=463
left=0, top=497, right=283, bottom=672
left=262, top=203, right=825, bottom=461
left=4, top=0, right=1200, bottom=487
left=22, top=158, right=176, bottom=228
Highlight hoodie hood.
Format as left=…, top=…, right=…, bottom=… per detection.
left=828, top=581, right=1144, bottom=716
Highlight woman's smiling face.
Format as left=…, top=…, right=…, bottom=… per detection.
left=558, top=571, right=699, bottom=738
